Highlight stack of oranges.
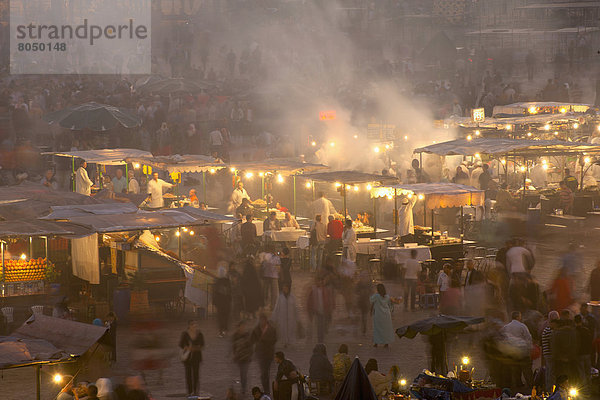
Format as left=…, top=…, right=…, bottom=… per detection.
left=2, top=257, right=48, bottom=282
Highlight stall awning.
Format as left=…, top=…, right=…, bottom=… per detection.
left=302, top=170, right=399, bottom=185
left=40, top=203, right=139, bottom=220
left=447, top=113, right=582, bottom=129
left=64, top=210, right=201, bottom=233
left=44, top=148, right=152, bottom=165
left=0, top=219, right=89, bottom=238
left=371, top=183, right=484, bottom=208
left=174, top=206, right=237, bottom=222
left=127, top=154, right=226, bottom=173
left=11, top=314, right=107, bottom=360
left=414, top=138, right=600, bottom=157
left=230, top=158, right=329, bottom=176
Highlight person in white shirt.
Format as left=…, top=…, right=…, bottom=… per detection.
left=209, top=128, right=224, bottom=155
left=470, top=162, right=484, bottom=189
left=311, top=192, right=337, bottom=224
left=128, top=170, right=140, bottom=194
left=397, top=193, right=417, bottom=239
left=75, top=160, right=94, bottom=195
left=146, top=172, right=173, bottom=209
left=506, top=239, right=534, bottom=276
left=112, top=168, right=127, bottom=193
left=404, top=249, right=421, bottom=311
left=341, top=219, right=358, bottom=262
left=231, top=181, right=251, bottom=211
left=501, top=311, right=533, bottom=387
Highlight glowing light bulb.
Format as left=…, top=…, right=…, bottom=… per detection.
left=385, top=144, right=390, bottom=150
left=374, top=147, right=380, bottom=153
left=175, top=231, right=180, bottom=237
left=258, top=172, right=264, bottom=177
left=542, top=159, right=547, bottom=165
left=569, top=388, right=578, bottom=397
left=182, top=227, right=188, bottom=232
left=501, top=159, right=506, bottom=165
left=400, top=379, right=407, bottom=386
left=404, top=135, right=408, bottom=141
left=461, top=356, right=470, bottom=365
left=418, top=194, right=424, bottom=200
left=277, top=174, right=284, bottom=183
left=189, top=230, right=195, bottom=236
left=155, top=236, right=160, bottom=242
left=466, top=135, right=472, bottom=141
left=407, top=193, right=413, bottom=198
left=542, top=164, right=548, bottom=170
left=329, top=141, right=335, bottom=147
left=597, top=125, right=600, bottom=132
left=245, top=172, right=253, bottom=179
left=474, top=153, right=481, bottom=159
left=585, top=157, right=591, bottom=164
left=366, top=184, right=372, bottom=190
left=527, top=132, right=532, bottom=137
left=230, top=167, right=236, bottom=173
left=353, top=186, right=359, bottom=192
left=311, top=141, right=316, bottom=147
left=335, top=182, right=341, bottom=187
left=528, top=106, right=537, bottom=114
left=20, top=253, right=27, bottom=260
left=475, top=130, right=480, bottom=136
left=560, top=108, right=567, bottom=113
left=353, top=134, right=358, bottom=139
left=520, top=166, right=526, bottom=172
left=505, top=124, right=512, bottom=131
left=345, top=185, right=351, bottom=190
left=305, top=182, right=312, bottom=189
left=53, top=374, right=63, bottom=384
left=544, top=124, right=550, bottom=131
left=386, top=194, right=393, bottom=200
left=133, top=163, right=140, bottom=169
left=574, top=123, right=579, bottom=129
left=554, top=131, right=559, bottom=135
left=209, top=168, right=216, bottom=174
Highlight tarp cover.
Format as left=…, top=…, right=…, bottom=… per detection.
left=303, top=171, right=399, bottom=184
left=72, top=233, right=100, bottom=284
left=174, top=206, right=237, bottom=222
left=65, top=210, right=198, bottom=233
left=0, top=219, right=77, bottom=237
left=40, top=203, right=139, bottom=220
left=0, top=182, right=105, bottom=221
left=0, top=337, right=67, bottom=369
left=371, top=183, right=484, bottom=208
left=127, top=154, right=226, bottom=173
left=12, top=314, right=106, bottom=357
left=230, top=158, right=329, bottom=175
left=334, top=357, right=378, bottom=400
left=46, top=148, right=152, bottom=165
left=447, top=112, right=581, bottom=128
left=396, top=315, right=485, bottom=339
left=414, top=138, right=600, bottom=157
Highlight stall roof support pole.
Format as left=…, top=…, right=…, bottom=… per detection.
left=293, top=175, right=297, bottom=217
left=72, top=157, right=75, bottom=192
left=373, top=196, right=377, bottom=235
left=394, top=189, right=398, bottom=236
left=342, top=186, right=347, bottom=220
left=44, top=236, right=48, bottom=260
left=36, top=365, right=41, bottom=400
left=125, top=163, right=129, bottom=193
left=431, top=209, right=435, bottom=245
left=178, top=228, right=182, bottom=259
left=29, top=237, right=33, bottom=259
left=1, top=242, right=4, bottom=283
left=460, top=206, right=464, bottom=243
left=423, top=196, right=427, bottom=226
left=312, top=182, right=315, bottom=201
left=202, top=171, right=207, bottom=204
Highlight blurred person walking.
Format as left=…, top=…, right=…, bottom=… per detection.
left=271, top=284, right=299, bottom=347
left=179, top=320, right=204, bottom=397
left=232, top=320, right=254, bottom=395
left=242, top=258, right=263, bottom=318
left=214, top=265, right=232, bottom=337
left=370, top=283, right=394, bottom=348
left=251, top=314, right=277, bottom=396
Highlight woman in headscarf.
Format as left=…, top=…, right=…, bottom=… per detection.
left=370, top=284, right=394, bottom=348
left=96, top=378, right=115, bottom=400
left=309, top=343, right=333, bottom=387
left=213, top=264, right=232, bottom=337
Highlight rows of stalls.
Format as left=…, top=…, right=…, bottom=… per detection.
left=40, top=204, right=233, bottom=322
left=415, top=137, right=600, bottom=218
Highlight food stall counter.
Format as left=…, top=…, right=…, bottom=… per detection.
left=263, top=229, right=306, bottom=242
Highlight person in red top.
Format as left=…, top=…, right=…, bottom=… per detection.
left=325, top=215, right=344, bottom=258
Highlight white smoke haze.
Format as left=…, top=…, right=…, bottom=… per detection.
left=199, top=0, right=457, bottom=176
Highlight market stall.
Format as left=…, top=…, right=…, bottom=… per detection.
left=45, top=148, right=152, bottom=193
left=302, top=170, right=398, bottom=238
left=126, top=154, right=226, bottom=204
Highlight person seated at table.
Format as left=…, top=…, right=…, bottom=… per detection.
left=281, top=212, right=299, bottom=229
left=41, top=169, right=58, bottom=190
left=263, top=211, right=281, bottom=232
left=236, top=198, right=254, bottom=219
left=276, top=202, right=289, bottom=213
left=494, top=183, right=517, bottom=212
left=198, top=202, right=208, bottom=210
left=188, top=189, right=199, bottom=207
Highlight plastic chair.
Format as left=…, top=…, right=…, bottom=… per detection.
left=31, top=305, right=44, bottom=315
left=1, top=307, right=14, bottom=324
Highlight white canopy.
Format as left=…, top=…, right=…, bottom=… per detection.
left=45, top=148, right=152, bottom=165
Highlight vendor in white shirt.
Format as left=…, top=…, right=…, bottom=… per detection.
left=75, top=160, right=94, bottom=195
left=146, top=172, right=173, bottom=209
left=231, top=181, right=250, bottom=210
left=397, top=193, right=417, bottom=240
